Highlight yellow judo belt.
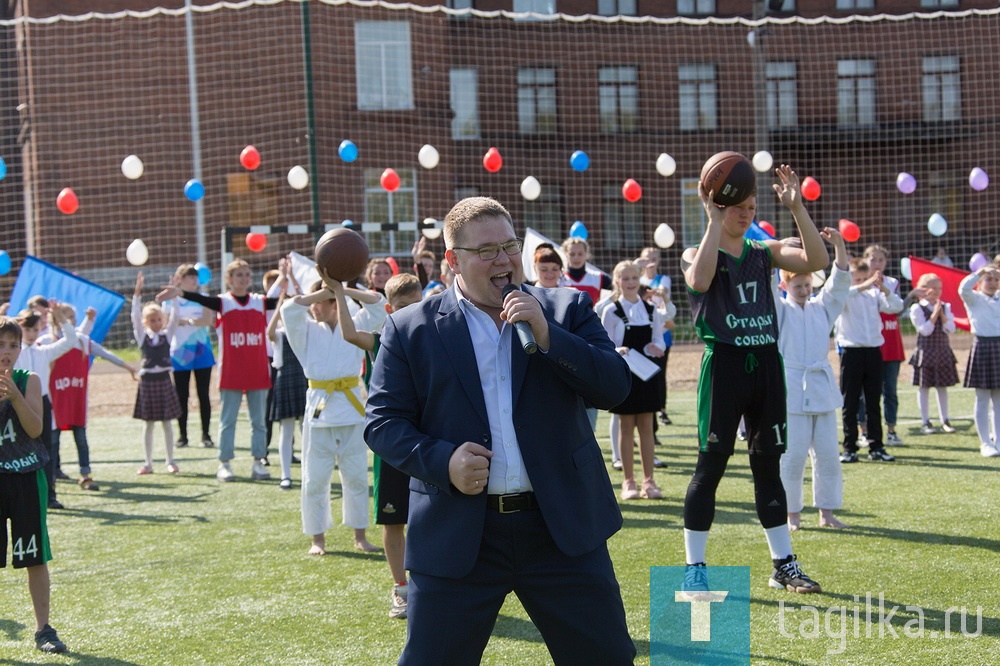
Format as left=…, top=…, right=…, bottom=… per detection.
left=308, top=376, right=365, bottom=417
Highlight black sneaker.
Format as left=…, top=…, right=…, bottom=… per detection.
left=769, top=555, right=821, bottom=594
left=202, top=435, right=215, bottom=448
left=47, top=498, right=65, bottom=510
left=176, top=437, right=189, bottom=448
left=659, top=412, right=672, bottom=426
left=840, top=451, right=859, bottom=463
left=54, top=469, right=70, bottom=481
left=868, top=449, right=895, bottom=462
left=35, top=624, right=66, bottom=653
left=292, top=455, right=301, bottom=465
left=681, top=563, right=711, bottom=600
left=653, top=457, right=668, bottom=469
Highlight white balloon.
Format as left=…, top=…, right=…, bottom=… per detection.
left=418, top=144, right=440, bottom=170
left=752, top=151, right=773, bottom=173
left=900, top=257, right=912, bottom=281
left=520, top=176, right=542, bottom=201
left=655, top=153, right=677, bottom=177
left=287, top=165, right=309, bottom=190
left=422, top=227, right=443, bottom=240
left=126, top=239, right=149, bottom=266
left=121, top=155, right=144, bottom=180
left=927, top=213, right=948, bottom=237
left=653, top=223, right=675, bottom=248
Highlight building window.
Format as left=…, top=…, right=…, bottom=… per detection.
left=602, top=183, right=643, bottom=251
left=364, top=167, right=417, bottom=255
left=447, top=0, right=474, bottom=8
left=521, top=185, right=563, bottom=241
left=677, top=0, right=715, bottom=16
left=920, top=0, right=958, bottom=7
left=599, top=66, right=639, bottom=134
left=837, top=59, right=876, bottom=127
left=765, top=61, right=798, bottom=128
left=355, top=22, right=413, bottom=111
left=598, top=0, right=637, bottom=15
left=680, top=178, right=705, bottom=248
left=513, top=0, right=556, bottom=17
left=836, top=0, right=874, bottom=8
left=678, top=64, right=717, bottom=131
left=450, top=68, right=479, bottom=139
left=518, top=68, right=558, bottom=134
left=922, top=56, right=961, bottom=122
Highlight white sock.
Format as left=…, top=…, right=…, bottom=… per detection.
left=162, top=421, right=175, bottom=465
left=143, top=421, right=155, bottom=467
left=917, top=387, right=930, bottom=423
left=975, top=389, right=991, bottom=445
left=684, top=529, right=709, bottom=565
left=279, top=418, right=295, bottom=479
left=609, top=413, right=620, bottom=461
left=764, top=524, right=793, bottom=561
left=936, top=387, right=949, bottom=423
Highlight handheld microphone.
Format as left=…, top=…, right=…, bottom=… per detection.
left=502, top=284, right=538, bottom=354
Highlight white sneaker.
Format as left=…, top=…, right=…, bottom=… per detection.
left=251, top=460, right=271, bottom=480
left=981, top=443, right=1000, bottom=458
left=940, top=421, right=956, bottom=434
left=885, top=431, right=904, bottom=446
left=389, top=584, right=408, bottom=619
left=857, top=432, right=869, bottom=448
left=216, top=462, right=236, bottom=482
left=921, top=423, right=936, bottom=435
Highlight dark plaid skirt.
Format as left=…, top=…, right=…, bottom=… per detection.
left=270, top=340, right=308, bottom=421
left=133, top=372, right=182, bottom=421
left=909, top=347, right=959, bottom=388
left=964, top=336, right=1000, bottom=389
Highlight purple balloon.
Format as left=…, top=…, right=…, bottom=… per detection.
left=969, top=167, right=989, bottom=192
left=970, top=253, right=989, bottom=272
left=896, top=172, right=916, bottom=194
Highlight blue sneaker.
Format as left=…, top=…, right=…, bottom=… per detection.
left=681, top=563, right=712, bottom=600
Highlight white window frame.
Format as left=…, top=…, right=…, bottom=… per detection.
left=922, top=55, right=961, bottom=122
left=837, top=59, right=876, bottom=127
left=765, top=61, right=798, bottom=128
left=355, top=22, right=413, bottom=111
left=679, top=64, right=718, bottom=131
left=450, top=68, right=480, bottom=139
left=599, top=66, right=639, bottom=134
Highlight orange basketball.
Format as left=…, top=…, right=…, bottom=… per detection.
left=700, top=151, right=756, bottom=206
left=314, top=228, right=369, bottom=282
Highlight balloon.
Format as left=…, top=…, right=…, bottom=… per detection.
left=969, top=167, right=989, bottom=191
left=622, top=178, right=642, bottom=203
left=653, top=223, right=675, bottom=248
left=0, top=250, right=10, bottom=276
left=422, top=218, right=442, bottom=240
left=287, top=165, right=309, bottom=190
left=838, top=218, right=861, bottom=242
left=900, top=257, right=912, bottom=281
left=969, top=252, right=989, bottom=272
left=752, top=151, right=773, bottom=173
left=800, top=177, right=821, bottom=201
left=896, top=172, right=916, bottom=194
left=570, top=150, right=590, bottom=172
left=927, top=213, right=948, bottom=237
left=483, top=147, right=502, bottom=173
left=338, top=140, right=358, bottom=163
left=381, top=168, right=401, bottom=192
left=655, top=153, right=677, bottom=177
left=240, top=145, right=261, bottom=170
left=0, top=156, right=7, bottom=181
left=758, top=221, right=776, bottom=237
left=245, top=232, right=267, bottom=252
left=121, top=155, right=144, bottom=180
left=184, top=179, right=204, bottom=202
left=520, top=176, right=541, bottom=201
left=418, top=144, right=440, bottom=170
left=195, top=262, right=212, bottom=285
left=126, top=239, right=149, bottom=266
left=385, top=256, right=400, bottom=276
left=569, top=220, right=588, bottom=240
left=342, top=219, right=354, bottom=227
left=57, top=188, right=79, bottom=214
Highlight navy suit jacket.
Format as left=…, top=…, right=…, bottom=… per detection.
left=364, top=283, right=631, bottom=578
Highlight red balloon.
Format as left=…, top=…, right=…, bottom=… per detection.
left=240, top=145, right=261, bottom=170
left=57, top=188, right=79, bottom=215
left=759, top=221, right=776, bottom=237
left=622, top=178, right=642, bottom=203
left=801, top=176, right=822, bottom=201
left=380, top=168, right=401, bottom=192
left=245, top=232, right=267, bottom=252
left=483, top=147, right=503, bottom=173
left=838, top=218, right=861, bottom=243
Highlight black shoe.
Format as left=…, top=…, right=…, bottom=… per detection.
left=659, top=412, right=673, bottom=426
left=840, top=451, right=859, bottom=463
left=202, top=435, right=215, bottom=448
left=868, top=449, right=895, bottom=462
left=292, top=455, right=301, bottom=465
left=261, top=457, right=270, bottom=467
left=737, top=431, right=747, bottom=441
left=653, top=457, right=668, bottom=469
left=35, top=624, right=66, bottom=654
left=769, top=555, right=821, bottom=593
left=47, top=498, right=64, bottom=510
left=54, top=469, right=70, bottom=480
left=176, top=437, right=189, bottom=448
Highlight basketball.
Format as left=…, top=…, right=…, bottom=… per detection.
left=314, top=228, right=370, bottom=282
left=700, top=151, right=756, bottom=207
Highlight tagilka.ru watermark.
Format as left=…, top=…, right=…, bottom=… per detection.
left=779, top=593, right=984, bottom=656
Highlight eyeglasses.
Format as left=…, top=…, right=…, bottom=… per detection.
left=451, top=238, right=523, bottom=261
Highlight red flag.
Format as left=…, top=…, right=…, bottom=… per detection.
left=908, top=256, right=970, bottom=331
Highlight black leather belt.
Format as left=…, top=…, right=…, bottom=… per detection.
left=486, top=492, right=538, bottom=514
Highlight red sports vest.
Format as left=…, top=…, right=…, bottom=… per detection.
left=218, top=293, right=271, bottom=391
left=50, top=342, right=90, bottom=429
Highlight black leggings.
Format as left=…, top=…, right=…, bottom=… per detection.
left=174, top=367, right=213, bottom=440
left=683, top=452, right=787, bottom=531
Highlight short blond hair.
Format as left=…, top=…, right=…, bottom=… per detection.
left=444, top=197, right=513, bottom=249
left=385, top=273, right=422, bottom=307
left=224, top=259, right=251, bottom=289
left=142, top=302, right=163, bottom=320
left=915, top=272, right=941, bottom=289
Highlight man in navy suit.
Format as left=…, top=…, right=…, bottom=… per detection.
left=365, top=197, right=635, bottom=665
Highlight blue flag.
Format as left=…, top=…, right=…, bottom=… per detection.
left=744, top=220, right=773, bottom=241
left=8, top=256, right=125, bottom=344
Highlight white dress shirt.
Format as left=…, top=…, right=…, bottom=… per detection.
left=959, top=273, right=1000, bottom=337
left=835, top=284, right=904, bottom=348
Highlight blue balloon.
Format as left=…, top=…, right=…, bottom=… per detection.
left=0, top=250, right=10, bottom=276
left=0, top=157, right=7, bottom=181
left=342, top=219, right=354, bottom=227
left=339, top=140, right=359, bottom=163
left=195, top=262, right=212, bottom=285
left=570, top=150, right=590, bottom=172
left=184, top=179, right=205, bottom=202
left=569, top=220, right=588, bottom=240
